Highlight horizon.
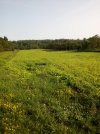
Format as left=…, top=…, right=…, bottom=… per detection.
left=0, top=0, right=100, bottom=40
left=0, top=33, right=99, bottom=41
left=1, top=34, right=99, bottom=41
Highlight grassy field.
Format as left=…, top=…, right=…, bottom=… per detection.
left=0, top=49, right=100, bottom=134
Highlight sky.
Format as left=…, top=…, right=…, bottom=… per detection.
left=0, top=0, right=100, bottom=40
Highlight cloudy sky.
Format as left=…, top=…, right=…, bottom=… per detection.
left=0, top=0, right=100, bottom=40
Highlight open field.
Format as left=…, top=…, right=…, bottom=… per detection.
left=0, top=50, right=100, bottom=134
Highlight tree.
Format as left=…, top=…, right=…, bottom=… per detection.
left=4, top=36, right=8, bottom=41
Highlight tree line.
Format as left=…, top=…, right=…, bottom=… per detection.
left=0, top=35, right=100, bottom=52
left=0, top=36, right=14, bottom=52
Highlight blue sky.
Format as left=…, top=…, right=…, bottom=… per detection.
left=0, top=0, right=100, bottom=40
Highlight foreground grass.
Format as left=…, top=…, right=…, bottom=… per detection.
left=0, top=50, right=100, bottom=134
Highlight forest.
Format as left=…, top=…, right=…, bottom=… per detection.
left=0, top=35, right=100, bottom=52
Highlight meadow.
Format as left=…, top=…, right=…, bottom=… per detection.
left=0, top=49, right=100, bottom=134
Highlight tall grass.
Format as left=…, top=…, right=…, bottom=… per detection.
left=0, top=50, right=100, bottom=134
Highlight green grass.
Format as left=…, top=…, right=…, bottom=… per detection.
left=0, top=49, right=100, bottom=134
